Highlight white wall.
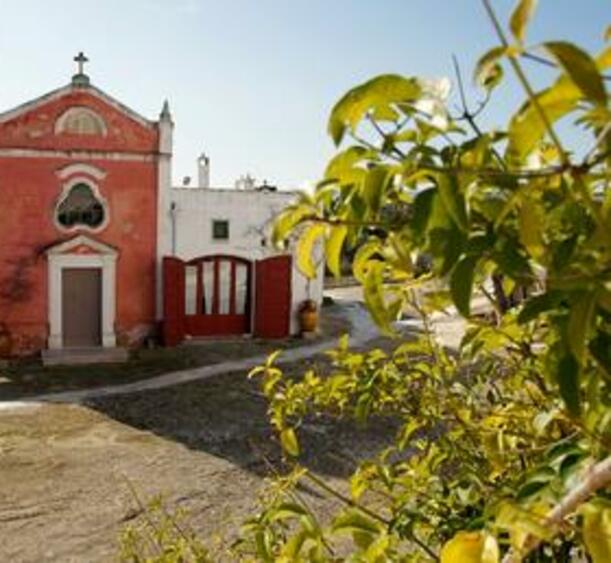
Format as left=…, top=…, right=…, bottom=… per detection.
left=167, top=187, right=324, bottom=335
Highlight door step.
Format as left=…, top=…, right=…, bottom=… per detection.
left=41, top=347, right=129, bottom=367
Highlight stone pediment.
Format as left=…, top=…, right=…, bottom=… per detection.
left=46, top=235, right=118, bottom=257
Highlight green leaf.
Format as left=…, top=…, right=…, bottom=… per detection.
left=557, top=352, right=580, bottom=416
left=516, top=480, right=548, bottom=500
left=450, top=255, right=478, bottom=317
left=280, top=428, right=300, bottom=457
left=296, top=223, right=326, bottom=279
left=590, top=330, right=611, bottom=377
left=518, top=291, right=564, bottom=324
left=332, top=509, right=382, bottom=535
left=328, top=74, right=422, bottom=145
left=362, top=166, right=392, bottom=215
left=510, top=0, right=538, bottom=43
left=518, top=200, right=544, bottom=259
left=474, top=46, right=506, bottom=91
left=324, top=145, right=371, bottom=185
left=582, top=501, right=611, bottom=563
left=544, top=41, right=607, bottom=106
left=273, top=203, right=314, bottom=246
left=270, top=502, right=308, bottom=521
left=567, top=292, right=597, bottom=363
left=325, top=225, right=348, bottom=278
left=507, top=78, right=579, bottom=162
left=436, top=174, right=468, bottom=231
left=363, top=261, right=394, bottom=334
left=352, top=238, right=383, bottom=283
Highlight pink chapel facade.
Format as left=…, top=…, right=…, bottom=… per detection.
left=0, top=55, right=323, bottom=358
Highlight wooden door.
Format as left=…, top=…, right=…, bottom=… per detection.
left=62, top=268, right=102, bottom=347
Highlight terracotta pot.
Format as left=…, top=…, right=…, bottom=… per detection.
left=299, top=300, right=319, bottom=333
left=0, top=323, right=13, bottom=358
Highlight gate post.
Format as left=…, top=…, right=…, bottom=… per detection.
left=162, top=256, right=185, bottom=346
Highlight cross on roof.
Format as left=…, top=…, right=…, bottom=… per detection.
left=74, top=52, right=89, bottom=75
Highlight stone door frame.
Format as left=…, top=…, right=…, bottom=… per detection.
left=47, top=235, right=118, bottom=349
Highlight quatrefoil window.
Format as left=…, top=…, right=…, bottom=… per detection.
left=56, top=183, right=106, bottom=229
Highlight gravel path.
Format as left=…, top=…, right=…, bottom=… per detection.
left=0, top=303, right=377, bottom=410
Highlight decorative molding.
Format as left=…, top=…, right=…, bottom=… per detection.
left=54, top=106, right=108, bottom=136
left=53, top=176, right=110, bottom=234
left=0, top=83, right=156, bottom=129
left=55, top=162, right=107, bottom=181
left=0, top=147, right=156, bottom=162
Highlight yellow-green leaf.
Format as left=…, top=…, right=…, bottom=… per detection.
left=362, top=166, right=392, bottom=214
left=582, top=501, right=611, bottom=563
left=568, top=291, right=597, bottom=363
left=436, top=174, right=468, bottom=231
left=440, top=531, right=499, bottom=563
left=328, top=74, right=422, bottom=145
left=450, top=255, right=478, bottom=317
left=510, top=0, right=538, bottom=44
left=332, top=509, right=382, bottom=535
left=296, top=223, right=326, bottom=279
left=518, top=200, right=544, bottom=259
left=544, top=41, right=607, bottom=106
left=325, top=225, right=348, bottom=278
left=474, top=46, right=506, bottom=91
left=273, top=203, right=315, bottom=246
left=280, top=428, right=300, bottom=457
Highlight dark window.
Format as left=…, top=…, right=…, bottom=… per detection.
left=57, top=183, right=105, bottom=229
left=212, top=220, right=229, bottom=240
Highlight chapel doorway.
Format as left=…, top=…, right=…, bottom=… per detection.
left=61, top=268, right=102, bottom=347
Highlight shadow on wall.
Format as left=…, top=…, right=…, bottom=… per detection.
left=0, top=255, right=36, bottom=303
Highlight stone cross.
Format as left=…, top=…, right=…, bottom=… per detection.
left=74, top=52, right=89, bottom=75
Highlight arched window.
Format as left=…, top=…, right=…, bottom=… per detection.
left=55, top=107, right=107, bottom=136
left=56, top=183, right=106, bottom=229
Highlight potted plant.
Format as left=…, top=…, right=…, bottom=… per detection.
left=299, top=298, right=318, bottom=333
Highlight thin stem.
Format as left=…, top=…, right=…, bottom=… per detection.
left=481, top=0, right=566, bottom=161
left=522, top=50, right=611, bottom=82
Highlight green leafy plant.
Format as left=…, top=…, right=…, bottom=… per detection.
left=242, top=1, right=611, bottom=561
left=120, top=1, right=610, bottom=561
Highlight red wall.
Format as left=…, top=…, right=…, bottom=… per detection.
left=0, top=87, right=159, bottom=354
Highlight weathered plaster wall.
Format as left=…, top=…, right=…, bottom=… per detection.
left=167, top=188, right=324, bottom=335
left=0, top=88, right=159, bottom=354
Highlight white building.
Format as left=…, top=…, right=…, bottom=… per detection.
left=161, top=152, right=324, bottom=339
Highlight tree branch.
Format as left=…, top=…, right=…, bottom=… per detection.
left=502, top=456, right=611, bottom=563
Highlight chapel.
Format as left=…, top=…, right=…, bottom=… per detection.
left=0, top=54, right=322, bottom=359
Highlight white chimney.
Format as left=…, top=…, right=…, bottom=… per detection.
left=198, top=153, right=210, bottom=188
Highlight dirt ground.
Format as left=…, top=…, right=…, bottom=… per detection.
left=0, top=303, right=350, bottom=400
left=0, top=335, right=400, bottom=562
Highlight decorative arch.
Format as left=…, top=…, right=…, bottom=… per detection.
left=54, top=176, right=109, bottom=233
left=54, top=106, right=107, bottom=136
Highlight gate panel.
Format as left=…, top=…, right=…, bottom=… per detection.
left=184, top=255, right=252, bottom=336
left=162, top=256, right=185, bottom=346
left=254, top=255, right=292, bottom=338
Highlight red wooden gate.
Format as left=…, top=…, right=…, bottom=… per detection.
left=163, top=254, right=292, bottom=345
left=254, top=255, right=292, bottom=338
left=184, top=255, right=252, bottom=337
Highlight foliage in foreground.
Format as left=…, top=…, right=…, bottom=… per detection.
left=121, top=1, right=610, bottom=561
left=243, top=1, right=611, bottom=561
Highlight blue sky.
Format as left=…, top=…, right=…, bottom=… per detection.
left=0, top=1, right=608, bottom=188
